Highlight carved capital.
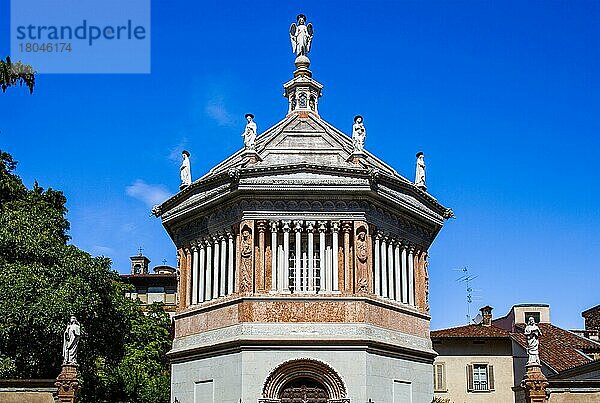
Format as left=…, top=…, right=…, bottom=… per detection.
left=341, top=221, right=353, bottom=233
left=282, top=220, right=292, bottom=232
left=257, top=220, right=268, bottom=233
left=331, top=221, right=340, bottom=233
left=305, top=220, right=316, bottom=232
left=269, top=220, right=279, bottom=233
left=317, top=220, right=327, bottom=233
left=293, top=220, right=304, bottom=232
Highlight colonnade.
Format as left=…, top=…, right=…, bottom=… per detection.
left=189, top=232, right=235, bottom=304
left=373, top=231, right=416, bottom=305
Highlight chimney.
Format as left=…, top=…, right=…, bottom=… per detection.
left=480, top=305, right=493, bottom=327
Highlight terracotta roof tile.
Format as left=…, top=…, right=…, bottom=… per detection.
left=431, top=324, right=511, bottom=338
left=511, top=323, right=600, bottom=373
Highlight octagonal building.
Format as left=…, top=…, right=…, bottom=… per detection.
left=155, top=18, right=452, bottom=403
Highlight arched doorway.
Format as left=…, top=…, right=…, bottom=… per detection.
left=280, top=377, right=328, bottom=403
left=260, top=359, right=350, bottom=403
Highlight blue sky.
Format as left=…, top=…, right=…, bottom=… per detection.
left=1, top=1, right=599, bottom=330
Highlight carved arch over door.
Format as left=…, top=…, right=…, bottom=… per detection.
left=259, top=358, right=350, bottom=403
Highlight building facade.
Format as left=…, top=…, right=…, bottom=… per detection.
left=154, top=15, right=453, bottom=403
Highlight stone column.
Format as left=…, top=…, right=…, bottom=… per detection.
left=238, top=221, right=254, bottom=294
left=318, top=221, right=327, bottom=292
left=293, top=220, right=303, bottom=292
left=204, top=239, right=212, bottom=300
left=353, top=221, right=371, bottom=294
left=198, top=240, right=206, bottom=302
left=55, top=364, right=78, bottom=403
left=414, top=249, right=427, bottom=312
left=408, top=245, right=415, bottom=306
left=212, top=236, right=220, bottom=299
left=342, top=221, right=353, bottom=293
left=185, top=247, right=193, bottom=306
left=191, top=243, right=199, bottom=305
left=306, top=221, right=315, bottom=291
left=374, top=231, right=381, bottom=296
left=387, top=237, right=394, bottom=299
left=401, top=242, right=408, bottom=303
left=176, top=248, right=187, bottom=310
left=282, top=221, right=291, bottom=292
left=380, top=236, right=388, bottom=298
left=219, top=234, right=227, bottom=297
left=394, top=239, right=401, bottom=302
left=270, top=221, right=279, bottom=292
left=331, top=221, right=340, bottom=292
left=227, top=232, right=234, bottom=295
left=256, top=220, right=267, bottom=292
left=521, top=364, right=548, bottom=403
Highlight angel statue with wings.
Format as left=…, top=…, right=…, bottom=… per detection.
left=289, top=14, right=313, bottom=57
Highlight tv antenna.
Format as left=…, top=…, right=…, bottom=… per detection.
left=456, top=267, right=478, bottom=325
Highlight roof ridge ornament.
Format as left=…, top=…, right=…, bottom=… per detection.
left=289, top=14, right=314, bottom=72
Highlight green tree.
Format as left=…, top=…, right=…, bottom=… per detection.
left=0, top=150, right=171, bottom=402
left=0, top=57, right=35, bottom=94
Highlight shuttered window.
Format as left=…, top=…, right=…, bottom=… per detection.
left=433, top=362, right=446, bottom=391
left=466, top=363, right=495, bottom=392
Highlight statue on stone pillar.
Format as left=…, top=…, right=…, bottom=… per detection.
left=352, top=115, right=366, bottom=153
left=415, top=152, right=426, bottom=189
left=242, top=114, right=257, bottom=150
left=62, top=316, right=81, bottom=365
left=180, top=150, right=192, bottom=188
left=289, top=14, right=313, bottom=57
left=525, top=317, right=542, bottom=365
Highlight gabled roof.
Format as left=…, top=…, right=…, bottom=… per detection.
left=511, top=323, right=600, bottom=373
left=431, top=324, right=511, bottom=339
left=199, top=112, right=409, bottom=182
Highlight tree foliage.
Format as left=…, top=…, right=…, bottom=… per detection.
left=0, top=57, right=35, bottom=94
left=0, top=150, right=170, bottom=402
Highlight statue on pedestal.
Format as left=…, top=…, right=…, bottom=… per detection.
left=62, top=316, right=80, bottom=365
left=415, top=152, right=426, bottom=188
left=289, top=14, right=313, bottom=57
left=242, top=114, right=257, bottom=150
left=525, top=317, right=542, bottom=365
left=180, top=150, right=191, bottom=188
left=352, top=115, right=366, bottom=153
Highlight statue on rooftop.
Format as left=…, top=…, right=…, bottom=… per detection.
left=180, top=150, right=191, bottom=187
left=525, top=316, right=542, bottom=365
left=415, top=152, right=426, bottom=188
left=242, top=114, right=257, bottom=150
left=62, top=316, right=81, bottom=365
left=289, top=14, right=313, bottom=57
left=352, top=115, right=366, bottom=153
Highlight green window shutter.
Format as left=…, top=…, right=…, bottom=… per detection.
left=466, top=364, right=474, bottom=392
left=488, top=364, right=495, bottom=391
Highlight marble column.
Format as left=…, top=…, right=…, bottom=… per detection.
left=212, top=236, right=220, bottom=299
left=401, top=243, right=408, bottom=303
left=198, top=240, right=206, bottom=302
left=294, top=220, right=303, bottom=292
left=185, top=247, right=192, bottom=307
left=256, top=220, right=267, bottom=292
left=204, top=239, right=212, bottom=300
left=270, top=221, right=279, bottom=292
left=342, top=221, right=353, bottom=293
left=318, top=221, right=327, bottom=292
left=387, top=237, right=394, bottom=299
left=374, top=232, right=381, bottom=296
left=191, top=243, right=199, bottom=305
left=282, top=221, right=291, bottom=292
left=219, top=234, right=227, bottom=297
left=380, top=236, right=388, bottom=298
left=306, top=221, right=315, bottom=291
left=331, top=221, right=340, bottom=292
left=394, top=239, right=401, bottom=302
left=227, top=232, right=234, bottom=295
left=408, top=245, right=415, bottom=306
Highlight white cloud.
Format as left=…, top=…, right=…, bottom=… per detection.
left=92, top=245, right=115, bottom=256
left=205, top=96, right=235, bottom=127
left=168, top=137, right=188, bottom=162
left=126, top=180, right=171, bottom=208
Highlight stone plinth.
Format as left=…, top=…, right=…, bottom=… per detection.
left=55, top=364, right=78, bottom=403
left=521, top=364, right=548, bottom=403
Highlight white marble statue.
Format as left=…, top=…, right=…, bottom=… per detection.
left=180, top=150, right=191, bottom=187
left=62, top=316, right=81, bottom=365
left=352, top=115, right=366, bottom=153
left=525, top=317, right=542, bottom=365
left=415, top=152, right=426, bottom=187
left=242, top=114, right=257, bottom=150
left=289, top=14, right=313, bottom=57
